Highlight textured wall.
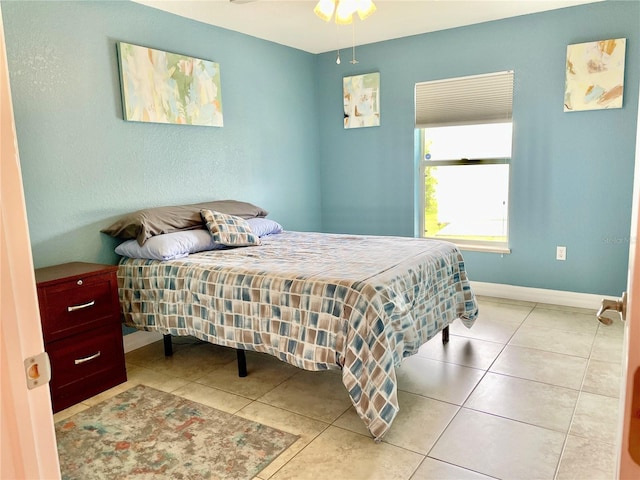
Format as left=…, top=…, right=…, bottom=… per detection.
left=3, top=1, right=639, bottom=296
left=2, top=0, right=321, bottom=268
left=316, top=1, right=640, bottom=296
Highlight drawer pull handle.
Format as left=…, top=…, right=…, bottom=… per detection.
left=67, top=300, right=95, bottom=312
left=74, top=351, right=101, bottom=365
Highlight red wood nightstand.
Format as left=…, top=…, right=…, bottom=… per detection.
left=35, top=262, right=126, bottom=412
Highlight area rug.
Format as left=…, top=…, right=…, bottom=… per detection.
left=55, top=384, right=299, bottom=480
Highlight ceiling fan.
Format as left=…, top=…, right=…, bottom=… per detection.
left=231, top=0, right=377, bottom=24
left=228, top=0, right=376, bottom=64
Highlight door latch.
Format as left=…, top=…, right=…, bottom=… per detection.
left=24, top=352, right=51, bottom=390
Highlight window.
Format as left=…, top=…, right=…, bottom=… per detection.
left=415, top=71, right=514, bottom=253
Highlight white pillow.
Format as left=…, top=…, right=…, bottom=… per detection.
left=245, top=217, right=283, bottom=237
left=115, top=229, right=222, bottom=260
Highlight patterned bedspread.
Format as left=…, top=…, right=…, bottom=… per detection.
left=118, top=231, right=478, bottom=440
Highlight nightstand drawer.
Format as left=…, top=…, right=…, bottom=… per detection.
left=36, top=262, right=126, bottom=412
left=47, top=325, right=126, bottom=412
left=38, top=272, right=119, bottom=342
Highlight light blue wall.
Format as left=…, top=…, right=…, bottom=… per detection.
left=3, top=1, right=639, bottom=296
left=2, top=0, right=321, bottom=268
left=316, top=1, right=640, bottom=296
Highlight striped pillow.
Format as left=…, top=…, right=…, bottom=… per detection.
left=200, top=209, right=261, bottom=247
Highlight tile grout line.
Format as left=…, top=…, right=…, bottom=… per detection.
left=409, top=302, right=537, bottom=478
left=553, top=315, right=623, bottom=480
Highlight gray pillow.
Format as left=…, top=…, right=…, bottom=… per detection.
left=101, top=200, right=268, bottom=245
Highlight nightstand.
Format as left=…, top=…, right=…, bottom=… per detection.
left=35, top=262, right=127, bottom=412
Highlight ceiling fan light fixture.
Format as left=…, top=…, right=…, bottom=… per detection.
left=335, top=0, right=357, bottom=24
left=315, top=0, right=376, bottom=24
left=314, top=0, right=336, bottom=22
left=314, top=0, right=376, bottom=65
left=356, top=0, right=376, bottom=21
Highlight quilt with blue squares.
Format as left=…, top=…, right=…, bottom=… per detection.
left=118, top=231, right=478, bottom=440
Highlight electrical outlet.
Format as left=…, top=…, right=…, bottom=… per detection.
left=556, top=246, right=567, bottom=261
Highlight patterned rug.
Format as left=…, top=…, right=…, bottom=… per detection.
left=55, top=385, right=299, bottom=479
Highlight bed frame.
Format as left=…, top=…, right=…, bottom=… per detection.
left=161, top=325, right=450, bottom=377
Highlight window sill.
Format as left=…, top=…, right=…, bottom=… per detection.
left=428, top=237, right=511, bottom=254
left=457, top=243, right=511, bottom=254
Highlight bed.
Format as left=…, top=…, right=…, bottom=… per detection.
left=117, top=229, right=478, bottom=441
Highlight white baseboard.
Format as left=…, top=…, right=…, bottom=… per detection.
left=470, top=281, right=616, bottom=310
left=123, top=331, right=163, bottom=353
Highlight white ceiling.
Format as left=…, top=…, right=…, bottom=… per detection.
left=133, top=0, right=602, bottom=54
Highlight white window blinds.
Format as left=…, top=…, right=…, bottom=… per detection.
left=415, top=71, right=514, bottom=128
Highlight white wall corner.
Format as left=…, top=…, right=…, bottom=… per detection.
left=470, top=281, right=618, bottom=310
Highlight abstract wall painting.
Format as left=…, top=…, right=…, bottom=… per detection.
left=343, top=72, right=380, bottom=128
left=564, top=38, right=626, bottom=112
left=117, top=42, right=223, bottom=126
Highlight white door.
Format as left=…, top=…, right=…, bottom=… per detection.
left=0, top=6, right=61, bottom=479
left=608, top=82, right=640, bottom=479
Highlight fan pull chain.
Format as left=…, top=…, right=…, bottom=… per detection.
left=350, top=21, right=358, bottom=64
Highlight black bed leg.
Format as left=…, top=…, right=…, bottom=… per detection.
left=442, top=325, right=450, bottom=344
left=236, top=349, right=247, bottom=377
left=163, top=334, right=173, bottom=356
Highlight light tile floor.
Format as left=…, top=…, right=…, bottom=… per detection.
left=54, top=296, right=625, bottom=479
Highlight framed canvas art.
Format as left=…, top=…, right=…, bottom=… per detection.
left=117, top=42, right=223, bottom=126
left=564, top=38, right=626, bottom=112
left=343, top=72, right=380, bottom=128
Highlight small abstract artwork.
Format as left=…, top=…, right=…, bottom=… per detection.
left=343, top=72, right=380, bottom=128
left=117, top=42, right=223, bottom=126
left=564, top=38, right=626, bottom=112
